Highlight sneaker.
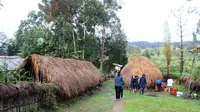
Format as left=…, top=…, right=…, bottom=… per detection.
left=116, top=99, right=120, bottom=101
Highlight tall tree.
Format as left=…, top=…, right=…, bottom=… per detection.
left=39, top=0, right=83, bottom=22
left=103, top=12, right=127, bottom=72
left=15, top=11, right=53, bottom=57
left=14, top=0, right=127, bottom=72
left=171, top=7, right=187, bottom=80
left=104, top=31, right=127, bottom=72
left=76, top=0, right=108, bottom=61
left=163, top=22, right=172, bottom=75
left=98, top=0, right=122, bottom=71
left=39, top=0, right=84, bottom=57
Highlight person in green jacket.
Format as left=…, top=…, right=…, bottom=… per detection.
left=120, top=78, right=125, bottom=98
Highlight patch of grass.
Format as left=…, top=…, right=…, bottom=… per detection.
left=123, top=88, right=200, bottom=112
left=173, top=84, right=187, bottom=92
left=104, top=81, right=200, bottom=112
left=103, top=80, right=115, bottom=96
left=55, top=86, right=114, bottom=112
left=103, top=80, right=114, bottom=88
left=46, top=81, right=200, bottom=112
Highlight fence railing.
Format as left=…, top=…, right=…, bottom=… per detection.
left=0, top=82, right=41, bottom=112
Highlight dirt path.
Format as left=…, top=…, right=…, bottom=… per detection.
left=103, top=85, right=124, bottom=112
left=112, top=100, right=123, bottom=112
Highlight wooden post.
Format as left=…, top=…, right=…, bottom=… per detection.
left=0, top=96, right=2, bottom=112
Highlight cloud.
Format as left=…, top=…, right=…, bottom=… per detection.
left=0, top=0, right=40, bottom=39
left=0, top=0, right=200, bottom=42
left=118, top=0, right=200, bottom=42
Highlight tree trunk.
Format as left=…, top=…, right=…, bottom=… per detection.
left=100, top=37, right=105, bottom=71
left=179, top=17, right=184, bottom=84
left=72, top=30, right=76, bottom=54
left=167, top=64, right=169, bottom=75
left=82, top=1, right=85, bottom=60
left=82, top=29, right=85, bottom=60
left=100, top=28, right=105, bottom=71
left=188, top=56, right=196, bottom=91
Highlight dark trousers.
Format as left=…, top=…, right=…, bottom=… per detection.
left=140, top=87, right=145, bottom=94
left=115, top=86, right=121, bottom=99
left=157, top=84, right=161, bottom=92
left=120, top=88, right=123, bottom=98
left=134, top=84, right=138, bottom=91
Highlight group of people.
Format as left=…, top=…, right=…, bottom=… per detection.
left=130, top=75, right=139, bottom=92
left=114, top=70, right=175, bottom=101
left=155, top=77, right=174, bottom=92
left=114, top=71, right=147, bottom=101
left=131, top=74, right=147, bottom=95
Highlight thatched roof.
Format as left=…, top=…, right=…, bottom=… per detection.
left=0, top=56, right=24, bottom=71
left=121, top=56, right=163, bottom=88
left=19, top=54, right=102, bottom=97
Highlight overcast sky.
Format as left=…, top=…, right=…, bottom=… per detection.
left=0, top=0, right=200, bottom=42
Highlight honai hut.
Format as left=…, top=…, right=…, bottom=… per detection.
left=121, top=56, right=163, bottom=88
left=18, top=54, right=102, bottom=97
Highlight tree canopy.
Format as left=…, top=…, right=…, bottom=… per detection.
left=11, top=0, right=127, bottom=72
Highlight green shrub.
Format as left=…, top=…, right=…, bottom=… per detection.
left=40, top=83, right=60, bottom=110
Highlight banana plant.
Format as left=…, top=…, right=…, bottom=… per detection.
left=188, top=47, right=200, bottom=91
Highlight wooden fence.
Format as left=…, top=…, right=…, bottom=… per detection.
left=0, top=82, right=41, bottom=112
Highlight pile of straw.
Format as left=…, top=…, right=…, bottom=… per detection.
left=180, top=76, right=190, bottom=84
left=121, top=56, right=163, bottom=88
left=19, top=54, right=102, bottom=97
left=189, top=79, right=200, bottom=92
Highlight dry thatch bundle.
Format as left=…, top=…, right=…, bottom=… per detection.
left=19, top=54, right=102, bottom=97
left=180, top=76, right=190, bottom=84
left=184, top=77, right=200, bottom=92
left=121, top=56, right=163, bottom=88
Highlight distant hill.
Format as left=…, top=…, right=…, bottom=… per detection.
left=128, top=41, right=197, bottom=48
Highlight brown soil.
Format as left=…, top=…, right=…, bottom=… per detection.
left=103, top=85, right=124, bottom=112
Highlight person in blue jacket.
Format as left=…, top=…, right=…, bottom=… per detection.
left=114, top=71, right=124, bottom=100
left=139, top=74, right=147, bottom=95
left=156, top=79, right=162, bottom=92
left=130, top=75, right=135, bottom=92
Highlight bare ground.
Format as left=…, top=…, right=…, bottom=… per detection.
left=103, top=85, right=124, bottom=112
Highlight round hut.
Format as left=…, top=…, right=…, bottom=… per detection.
left=121, top=56, right=162, bottom=88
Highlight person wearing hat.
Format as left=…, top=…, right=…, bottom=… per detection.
left=139, top=74, right=147, bottom=95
